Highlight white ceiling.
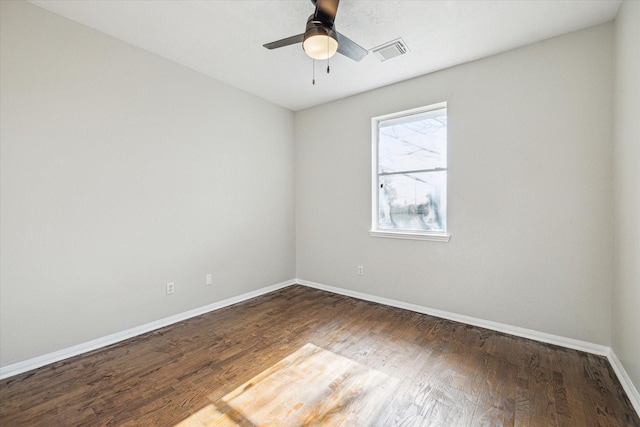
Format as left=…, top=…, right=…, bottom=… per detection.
left=29, top=0, right=621, bottom=111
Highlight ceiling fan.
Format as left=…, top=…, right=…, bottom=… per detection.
left=263, top=0, right=368, bottom=62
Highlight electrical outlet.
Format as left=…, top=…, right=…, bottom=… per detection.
left=205, top=274, right=212, bottom=286
left=357, top=266, right=364, bottom=276
left=166, top=282, right=175, bottom=295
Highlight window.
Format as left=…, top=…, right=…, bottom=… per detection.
left=370, top=102, right=450, bottom=242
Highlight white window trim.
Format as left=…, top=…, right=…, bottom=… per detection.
left=370, top=102, right=451, bottom=242
left=369, top=230, right=451, bottom=242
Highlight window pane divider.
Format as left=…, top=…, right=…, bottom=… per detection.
left=378, top=167, right=446, bottom=177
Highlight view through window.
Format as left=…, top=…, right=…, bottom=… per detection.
left=371, top=103, right=448, bottom=240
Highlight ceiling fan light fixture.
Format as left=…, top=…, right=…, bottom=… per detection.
left=302, top=28, right=338, bottom=60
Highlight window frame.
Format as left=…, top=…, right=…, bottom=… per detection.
left=370, top=102, right=451, bottom=242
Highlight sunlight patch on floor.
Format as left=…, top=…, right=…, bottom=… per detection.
left=175, top=343, right=398, bottom=426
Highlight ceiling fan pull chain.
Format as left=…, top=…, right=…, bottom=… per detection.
left=327, top=35, right=331, bottom=74
left=312, top=59, right=315, bottom=85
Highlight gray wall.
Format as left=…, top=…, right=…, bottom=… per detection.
left=296, top=24, right=613, bottom=345
left=612, top=0, right=640, bottom=392
left=0, top=1, right=295, bottom=366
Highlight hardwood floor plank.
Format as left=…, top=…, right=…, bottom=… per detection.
left=1, top=285, right=638, bottom=426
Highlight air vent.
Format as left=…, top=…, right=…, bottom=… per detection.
left=371, top=38, right=409, bottom=62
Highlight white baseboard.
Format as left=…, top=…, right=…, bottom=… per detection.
left=297, top=279, right=609, bottom=355
left=297, top=279, right=639, bottom=415
left=607, top=349, right=640, bottom=416
left=0, top=279, right=295, bottom=380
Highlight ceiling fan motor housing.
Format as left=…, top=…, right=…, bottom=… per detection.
left=305, top=16, right=336, bottom=39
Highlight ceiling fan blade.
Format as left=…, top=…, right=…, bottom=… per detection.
left=336, top=32, right=368, bottom=62
left=263, top=34, right=305, bottom=50
left=315, top=0, right=339, bottom=22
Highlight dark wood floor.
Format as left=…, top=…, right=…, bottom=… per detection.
left=1, top=285, right=638, bottom=426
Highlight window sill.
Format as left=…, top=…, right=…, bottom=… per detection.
left=369, top=230, right=451, bottom=242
